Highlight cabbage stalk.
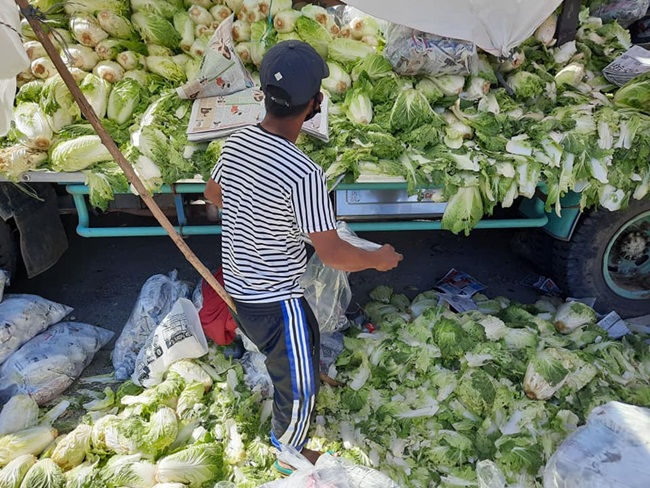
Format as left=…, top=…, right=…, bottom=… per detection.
left=231, top=20, right=251, bottom=42
left=50, top=135, right=113, bottom=172
left=69, top=16, right=109, bottom=47
left=273, top=10, right=301, bottom=33
left=210, top=5, right=232, bottom=25
left=173, top=11, right=195, bottom=50
left=23, top=41, right=46, bottom=61
left=322, top=62, right=351, bottom=95
left=96, top=10, right=136, bottom=39
left=116, top=51, right=146, bottom=71
left=30, top=57, right=56, bottom=79
left=64, top=44, right=99, bottom=71
left=93, top=60, right=125, bottom=83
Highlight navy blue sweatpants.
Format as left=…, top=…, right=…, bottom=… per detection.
left=234, top=297, right=320, bottom=450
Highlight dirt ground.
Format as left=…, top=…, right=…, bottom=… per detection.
left=11, top=215, right=542, bottom=379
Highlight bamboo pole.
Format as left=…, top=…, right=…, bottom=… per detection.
left=16, top=0, right=237, bottom=312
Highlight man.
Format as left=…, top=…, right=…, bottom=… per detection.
left=204, top=40, right=403, bottom=472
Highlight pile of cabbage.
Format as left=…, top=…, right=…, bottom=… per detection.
left=1, top=287, right=648, bottom=488
left=315, top=287, right=650, bottom=487
left=0, top=354, right=282, bottom=487
left=1, top=0, right=650, bottom=233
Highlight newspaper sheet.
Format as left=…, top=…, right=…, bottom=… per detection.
left=186, top=90, right=330, bottom=142
left=603, top=45, right=650, bottom=86
left=176, top=15, right=254, bottom=100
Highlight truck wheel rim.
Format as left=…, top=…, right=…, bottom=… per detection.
left=603, top=210, right=650, bottom=300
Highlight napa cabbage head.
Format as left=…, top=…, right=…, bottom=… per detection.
left=614, top=72, right=650, bottom=115
left=553, top=301, right=596, bottom=334
left=0, top=454, right=36, bottom=487
left=523, top=348, right=569, bottom=400
left=50, top=135, right=113, bottom=172
left=328, top=38, right=375, bottom=65
left=389, top=88, right=435, bottom=133
left=456, top=369, right=498, bottom=415
left=0, top=395, right=39, bottom=436
left=18, top=458, right=64, bottom=488
left=107, top=78, right=146, bottom=125
left=156, top=444, right=224, bottom=487
left=79, top=74, right=111, bottom=119
left=351, top=54, right=393, bottom=81
left=51, top=424, right=92, bottom=471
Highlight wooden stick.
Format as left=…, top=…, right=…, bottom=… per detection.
left=16, top=0, right=237, bottom=312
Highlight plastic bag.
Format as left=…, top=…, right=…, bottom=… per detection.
left=316, top=453, right=402, bottom=488
left=113, top=271, right=192, bottom=380
left=543, top=401, right=650, bottom=488
left=0, top=322, right=114, bottom=405
left=261, top=449, right=400, bottom=488
left=240, top=351, right=273, bottom=397
left=591, top=0, right=650, bottom=28
left=0, top=269, right=9, bottom=302
left=259, top=447, right=351, bottom=488
left=383, top=23, right=478, bottom=76
left=301, top=223, right=381, bottom=333
left=132, top=298, right=209, bottom=388
left=0, top=294, right=73, bottom=365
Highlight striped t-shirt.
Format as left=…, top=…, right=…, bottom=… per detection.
left=211, top=124, right=337, bottom=303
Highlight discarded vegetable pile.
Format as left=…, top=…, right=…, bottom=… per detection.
left=1, top=285, right=648, bottom=487
left=1, top=0, right=649, bottom=233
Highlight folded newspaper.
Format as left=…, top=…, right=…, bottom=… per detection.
left=603, top=45, right=650, bottom=86
left=179, top=14, right=330, bottom=143
left=186, top=89, right=330, bottom=142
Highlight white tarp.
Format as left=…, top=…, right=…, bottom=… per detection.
left=343, top=0, right=564, bottom=57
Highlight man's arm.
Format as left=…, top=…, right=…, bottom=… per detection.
left=309, top=229, right=403, bottom=272
left=204, top=179, right=223, bottom=209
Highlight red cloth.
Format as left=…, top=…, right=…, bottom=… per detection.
left=198, top=268, right=238, bottom=345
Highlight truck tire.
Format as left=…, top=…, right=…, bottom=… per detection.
left=553, top=199, right=650, bottom=318
left=0, top=219, right=18, bottom=278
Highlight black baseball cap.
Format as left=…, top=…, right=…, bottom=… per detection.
left=259, top=40, right=329, bottom=107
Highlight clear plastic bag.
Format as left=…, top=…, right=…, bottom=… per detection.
left=259, top=447, right=351, bottom=488
left=543, top=401, right=650, bottom=488
left=384, top=23, right=478, bottom=76
left=591, top=0, right=650, bottom=28
left=301, top=223, right=380, bottom=333
left=0, top=294, right=73, bottom=365
left=0, top=322, right=114, bottom=405
left=112, top=271, right=192, bottom=380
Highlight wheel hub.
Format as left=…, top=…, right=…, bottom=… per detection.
left=603, top=210, right=650, bottom=300
left=618, top=232, right=648, bottom=261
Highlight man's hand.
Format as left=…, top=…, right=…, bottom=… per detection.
left=373, top=244, right=403, bottom=271
left=310, top=229, right=403, bottom=273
